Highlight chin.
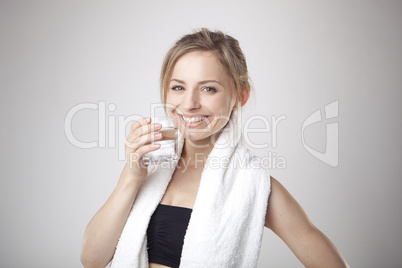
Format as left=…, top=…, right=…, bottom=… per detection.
left=183, top=129, right=223, bottom=144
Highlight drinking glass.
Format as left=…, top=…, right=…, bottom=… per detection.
left=142, top=116, right=180, bottom=164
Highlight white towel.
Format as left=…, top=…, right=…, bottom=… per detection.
left=108, top=110, right=271, bottom=267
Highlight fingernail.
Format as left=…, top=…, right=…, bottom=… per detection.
left=154, top=123, right=162, bottom=128
left=145, top=117, right=151, bottom=123
left=151, top=143, right=161, bottom=148
left=155, top=133, right=162, bottom=138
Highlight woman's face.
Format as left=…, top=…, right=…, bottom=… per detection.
left=166, top=51, right=237, bottom=144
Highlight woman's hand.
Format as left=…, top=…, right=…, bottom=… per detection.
left=81, top=117, right=163, bottom=268
left=124, top=117, right=163, bottom=181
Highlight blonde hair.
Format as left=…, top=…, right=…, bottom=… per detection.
left=160, top=28, right=251, bottom=107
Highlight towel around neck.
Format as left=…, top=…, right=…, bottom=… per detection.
left=108, top=109, right=271, bottom=268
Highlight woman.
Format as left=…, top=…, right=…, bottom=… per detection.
left=81, top=28, right=349, bottom=268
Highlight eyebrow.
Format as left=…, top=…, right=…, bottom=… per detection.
left=170, top=78, right=223, bottom=87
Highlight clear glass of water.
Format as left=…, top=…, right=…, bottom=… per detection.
left=142, top=116, right=179, bottom=164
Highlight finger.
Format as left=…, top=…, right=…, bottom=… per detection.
left=125, top=132, right=163, bottom=150
left=128, top=143, right=161, bottom=160
left=129, top=117, right=151, bottom=136
left=132, top=122, right=162, bottom=139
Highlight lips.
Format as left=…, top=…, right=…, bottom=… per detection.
left=178, top=114, right=211, bottom=127
left=181, top=113, right=208, bottom=117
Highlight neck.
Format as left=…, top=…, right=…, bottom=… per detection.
left=180, top=131, right=222, bottom=167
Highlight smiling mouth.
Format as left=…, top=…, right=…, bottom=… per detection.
left=178, top=114, right=211, bottom=126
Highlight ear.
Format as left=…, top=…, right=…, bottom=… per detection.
left=233, top=86, right=250, bottom=109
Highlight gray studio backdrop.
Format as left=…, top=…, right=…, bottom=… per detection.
left=1, top=1, right=401, bottom=267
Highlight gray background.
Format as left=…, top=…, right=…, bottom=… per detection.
left=1, top=0, right=401, bottom=267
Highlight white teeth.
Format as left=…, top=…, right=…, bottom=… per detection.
left=181, top=115, right=206, bottom=123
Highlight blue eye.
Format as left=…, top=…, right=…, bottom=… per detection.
left=171, top=86, right=184, bottom=91
left=203, top=87, right=217, bottom=93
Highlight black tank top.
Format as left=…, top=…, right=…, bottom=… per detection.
left=146, top=204, right=192, bottom=268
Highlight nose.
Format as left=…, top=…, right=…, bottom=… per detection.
left=181, top=89, right=201, bottom=111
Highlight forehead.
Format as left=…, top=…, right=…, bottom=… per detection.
left=171, top=51, right=230, bottom=82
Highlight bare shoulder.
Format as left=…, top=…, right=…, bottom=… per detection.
left=265, top=176, right=350, bottom=267
left=265, top=176, right=312, bottom=231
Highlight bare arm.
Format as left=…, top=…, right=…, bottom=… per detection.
left=80, top=166, right=142, bottom=267
left=80, top=118, right=163, bottom=268
left=265, top=176, right=349, bottom=268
